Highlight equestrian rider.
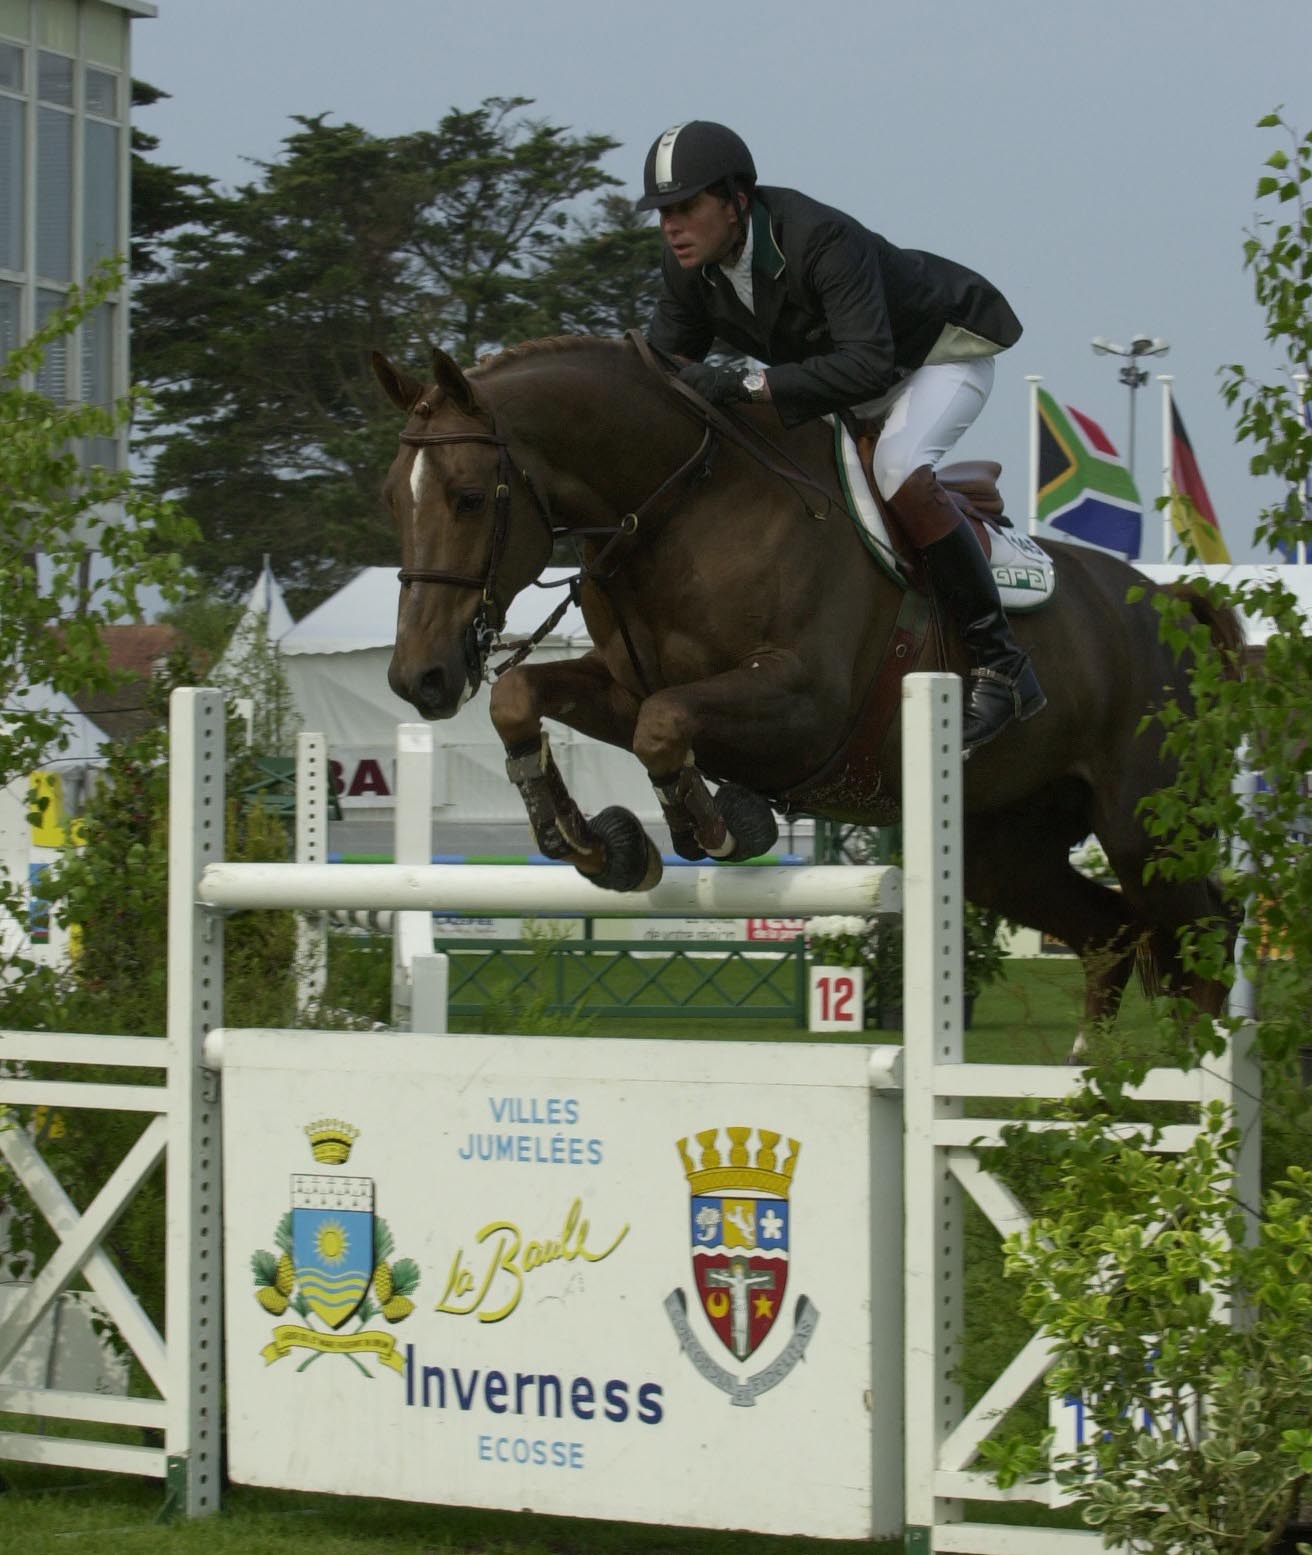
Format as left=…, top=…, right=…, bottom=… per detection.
left=638, top=119, right=1045, bottom=756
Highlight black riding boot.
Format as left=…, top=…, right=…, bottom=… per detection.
left=919, top=519, right=1047, bottom=756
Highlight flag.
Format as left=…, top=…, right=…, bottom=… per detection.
left=1035, top=388, right=1142, bottom=558
left=1168, top=400, right=1230, bottom=562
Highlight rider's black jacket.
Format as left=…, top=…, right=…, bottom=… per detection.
left=646, top=184, right=1022, bottom=428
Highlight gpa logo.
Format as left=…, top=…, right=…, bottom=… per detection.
left=664, top=1126, right=819, bottom=1407
left=250, top=1119, right=420, bottom=1377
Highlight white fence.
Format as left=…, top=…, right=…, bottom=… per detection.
left=0, top=674, right=1259, bottom=1550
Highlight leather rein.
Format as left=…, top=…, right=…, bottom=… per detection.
left=396, top=402, right=718, bottom=688
left=394, top=336, right=840, bottom=691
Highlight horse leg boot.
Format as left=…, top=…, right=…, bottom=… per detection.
left=504, top=732, right=604, bottom=867
left=890, top=465, right=1046, bottom=755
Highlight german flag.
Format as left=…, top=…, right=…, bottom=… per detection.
left=1168, top=399, right=1230, bottom=562
left=1036, top=389, right=1142, bottom=558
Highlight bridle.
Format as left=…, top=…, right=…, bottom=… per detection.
left=392, top=337, right=839, bottom=695
left=394, top=399, right=720, bottom=693
left=396, top=407, right=556, bottom=676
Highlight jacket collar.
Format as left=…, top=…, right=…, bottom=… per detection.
left=750, top=196, right=786, bottom=279
left=699, top=195, right=786, bottom=286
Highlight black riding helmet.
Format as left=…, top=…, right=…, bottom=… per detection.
left=636, top=120, right=757, bottom=211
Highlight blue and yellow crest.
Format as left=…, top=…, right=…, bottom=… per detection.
left=249, top=1120, right=420, bottom=1376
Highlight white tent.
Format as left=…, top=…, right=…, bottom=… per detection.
left=276, top=568, right=665, bottom=853
left=212, top=559, right=296, bottom=677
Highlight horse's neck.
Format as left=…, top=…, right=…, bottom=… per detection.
left=492, top=356, right=723, bottom=528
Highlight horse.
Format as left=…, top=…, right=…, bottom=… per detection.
left=371, top=334, right=1241, bottom=1039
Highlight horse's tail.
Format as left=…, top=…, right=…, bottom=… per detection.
left=1160, top=582, right=1245, bottom=677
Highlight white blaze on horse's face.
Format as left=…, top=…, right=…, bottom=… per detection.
left=409, top=445, right=430, bottom=509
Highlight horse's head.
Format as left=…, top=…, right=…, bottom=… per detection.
left=373, top=347, right=555, bottom=719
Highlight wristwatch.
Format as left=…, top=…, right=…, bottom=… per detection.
left=741, top=370, right=768, bottom=402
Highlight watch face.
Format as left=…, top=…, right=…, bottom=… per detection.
left=744, top=371, right=766, bottom=393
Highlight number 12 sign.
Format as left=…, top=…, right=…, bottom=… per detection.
left=808, top=965, right=865, bottom=1032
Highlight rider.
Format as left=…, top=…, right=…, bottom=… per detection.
left=638, top=119, right=1045, bottom=756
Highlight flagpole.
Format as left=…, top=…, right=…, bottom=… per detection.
left=1296, top=371, right=1309, bottom=566
left=1158, top=375, right=1175, bottom=563
left=1026, top=374, right=1042, bottom=536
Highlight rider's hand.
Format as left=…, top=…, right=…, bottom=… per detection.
left=677, top=363, right=749, bottom=405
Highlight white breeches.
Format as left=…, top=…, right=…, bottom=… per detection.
left=856, top=357, right=996, bottom=500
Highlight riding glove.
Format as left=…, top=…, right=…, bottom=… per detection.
left=677, top=363, right=750, bottom=405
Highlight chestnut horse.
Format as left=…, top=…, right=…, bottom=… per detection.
left=372, top=335, right=1239, bottom=1033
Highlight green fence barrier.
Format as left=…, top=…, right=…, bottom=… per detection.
left=435, top=937, right=807, bottom=1025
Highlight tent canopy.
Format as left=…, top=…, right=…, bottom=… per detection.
left=1133, top=563, right=1312, bottom=647
left=281, top=568, right=590, bottom=657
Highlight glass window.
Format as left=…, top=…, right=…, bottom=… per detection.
left=0, top=41, right=22, bottom=90
left=37, top=50, right=72, bottom=106
left=84, top=2, right=126, bottom=67
left=86, top=67, right=117, bottom=118
left=82, top=300, right=118, bottom=468
left=35, top=287, right=67, bottom=402
left=0, top=0, right=29, bottom=42
left=0, top=93, right=22, bottom=270
left=37, top=105, right=71, bottom=281
left=84, top=118, right=118, bottom=269
left=82, top=301, right=113, bottom=403
left=0, top=279, right=19, bottom=369
left=38, top=0, right=76, bottom=56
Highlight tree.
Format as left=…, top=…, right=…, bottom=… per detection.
left=0, top=265, right=194, bottom=792
left=132, top=98, right=662, bottom=610
left=1134, top=112, right=1312, bottom=1073
left=129, top=80, right=215, bottom=279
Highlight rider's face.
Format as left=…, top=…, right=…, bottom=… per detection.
left=659, top=190, right=744, bottom=269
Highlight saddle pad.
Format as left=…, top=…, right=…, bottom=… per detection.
left=834, top=424, right=1056, bottom=613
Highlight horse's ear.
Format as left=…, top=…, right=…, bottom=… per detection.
left=431, top=347, right=483, bottom=419
left=372, top=351, right=425, bottom=413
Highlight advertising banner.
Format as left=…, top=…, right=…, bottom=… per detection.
left=222, top=1032, right=902, bottom=1538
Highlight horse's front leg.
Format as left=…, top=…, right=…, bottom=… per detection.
left=630, top=655, right=827, bottom=863
left=489, top=654, right=664, bottom=890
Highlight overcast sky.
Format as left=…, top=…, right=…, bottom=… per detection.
left=131, top=0, right=1311, bottom=566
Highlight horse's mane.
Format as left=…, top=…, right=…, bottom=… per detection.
left=472, top=334, right=625, bottom=376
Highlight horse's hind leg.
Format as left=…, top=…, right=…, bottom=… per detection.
left=963, top=809, right=1146, bottom=1055
left=489, top=656, right=662, bottom=891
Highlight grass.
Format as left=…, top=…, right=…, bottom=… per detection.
left=0, top=1461, right=900, bottom=1554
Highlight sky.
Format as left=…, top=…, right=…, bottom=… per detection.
left=130, top=0, right=1312, bottom=566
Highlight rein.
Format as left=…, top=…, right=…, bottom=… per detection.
left=626, top=329, right=838, bottom=520
left=394, top=398, right=719, bottom=693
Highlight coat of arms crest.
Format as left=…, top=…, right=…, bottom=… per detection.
left=665, top=1125, right=819, bottom=1406
left=250, top=1120, right=420, bottom=1376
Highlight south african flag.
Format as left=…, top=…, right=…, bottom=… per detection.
left=1036, top=388, right=1142, bottom=559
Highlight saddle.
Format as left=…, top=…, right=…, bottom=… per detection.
left=839, top=425, right=1055, bottom=613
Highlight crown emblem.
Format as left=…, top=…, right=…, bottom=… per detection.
left=677, top=1127, right=799, bottom=1198
left=304, top=1118, right=359, bottom=1165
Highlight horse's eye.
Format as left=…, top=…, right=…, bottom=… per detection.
left=454, top=489, right=486, bottom=517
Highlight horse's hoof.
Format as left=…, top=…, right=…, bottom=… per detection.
left=583, top=806, right=664, bottom=892
left=712, top=784, right=779, bottom=862
left=668, top=824, right=708, bottom=862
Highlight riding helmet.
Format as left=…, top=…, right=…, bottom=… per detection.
left=636, top=121, right=757, bottom=211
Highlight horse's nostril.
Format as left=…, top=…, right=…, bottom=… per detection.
left=418, top=667, right=446, bottom=708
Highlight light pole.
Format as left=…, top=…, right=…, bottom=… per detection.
left=1090, top=334, right=1170, bottom=493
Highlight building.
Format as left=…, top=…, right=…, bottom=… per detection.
left=0, top=0, right=153, bottom=468
left=0, top=0, right=154, bottom=971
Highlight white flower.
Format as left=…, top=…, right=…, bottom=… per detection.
left=805, top=914, right=872, bottom=940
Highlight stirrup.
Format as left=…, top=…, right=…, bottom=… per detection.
left=962, top=661, right=1046, bottom=756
